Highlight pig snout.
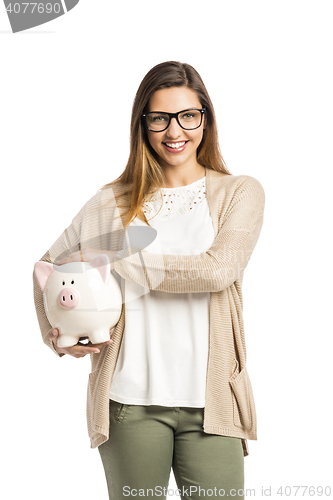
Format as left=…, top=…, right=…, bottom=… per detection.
left=59, top=288, right=80, bottom=309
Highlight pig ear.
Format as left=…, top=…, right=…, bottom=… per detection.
left=34, top=261, right=55, bottom=291
left=89, top=254, right=110, bottom=283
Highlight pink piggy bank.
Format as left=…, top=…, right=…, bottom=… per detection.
left=34, top=254, right=122, bottom=348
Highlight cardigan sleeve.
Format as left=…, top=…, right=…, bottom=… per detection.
left=113, top=175, right=265, bottom=293
left=33, top=185, right=126, bottom=356
left=32, top=200, right=86, bottom=357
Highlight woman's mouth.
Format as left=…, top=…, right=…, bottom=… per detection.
left=162, top=141, right=189, bottom=153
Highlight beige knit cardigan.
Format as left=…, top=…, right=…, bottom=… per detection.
left=33, top=166, right=265, bottom=457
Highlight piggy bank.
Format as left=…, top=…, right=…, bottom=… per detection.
left=34, top=254, right=122, bottom=348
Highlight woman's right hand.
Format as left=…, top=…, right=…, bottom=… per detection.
left=50, top=328, right=114, bottom=358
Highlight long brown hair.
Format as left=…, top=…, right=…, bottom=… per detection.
left=100, top=61, right=231, bottom=228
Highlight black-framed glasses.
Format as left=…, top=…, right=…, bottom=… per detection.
left=142, top=107, right=206, bottom=132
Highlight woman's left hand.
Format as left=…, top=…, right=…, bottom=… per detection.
left=55, top=248, right=118, bottom=269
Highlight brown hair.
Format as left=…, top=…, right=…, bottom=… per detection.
left=100, top=61, right=231, bottom=228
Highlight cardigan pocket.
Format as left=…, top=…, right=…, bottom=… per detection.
left=229, top=359, right=254, bottom=431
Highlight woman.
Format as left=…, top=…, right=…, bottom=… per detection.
left=33, top=61, right=265, bottom=500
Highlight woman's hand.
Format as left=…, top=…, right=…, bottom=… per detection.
left=55, top=248, right=118, bottom=270
left=50, top=327, right=115, bottom=358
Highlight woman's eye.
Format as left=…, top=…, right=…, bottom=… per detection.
left=71, top=280, right=74, bottom=284
left=181, top=113, right=195, bottom=119
left=152, top=115, right=167, bottom=122
left=62, top=281, right=65, bottom=286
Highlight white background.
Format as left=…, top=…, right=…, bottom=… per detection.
left=1, top=1, right=332, bottom=499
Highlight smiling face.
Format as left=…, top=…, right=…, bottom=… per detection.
left=145, top=86, right=206, bottom=172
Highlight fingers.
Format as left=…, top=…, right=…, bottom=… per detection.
left=50, top=329, right=59, bottom=351
left=73, top=341, right=111, bottom=357
left=50, top=328, right=58, bottom=338
left=70, top=345, right=97, bottom=358
left=50, top=328, right=115, bottom=358
left=86, top=339, right=113, bottom=351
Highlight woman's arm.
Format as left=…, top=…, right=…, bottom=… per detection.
left=32, top=191, right=97, bottom=356
left=33, top=230, right=82, bottom=357
left=113, top=176, right=265, bottom=293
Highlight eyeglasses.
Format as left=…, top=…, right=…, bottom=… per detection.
left=142, top=107, right=206, bottom=132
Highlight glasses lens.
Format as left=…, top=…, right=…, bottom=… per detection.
left=145, top=113, right=169, bottom=131
left=178, top=110, right=202, bottom=130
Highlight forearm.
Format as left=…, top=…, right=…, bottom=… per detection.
left=113, top=215, right=263, bottom=293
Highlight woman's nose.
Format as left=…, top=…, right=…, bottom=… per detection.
left=165, top=117, right=182, bottom=138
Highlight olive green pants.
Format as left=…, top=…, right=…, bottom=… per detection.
left=98, top=399, right=244, bottom=499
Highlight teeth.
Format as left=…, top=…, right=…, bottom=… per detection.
left=165, top=141, right=186, bottom=149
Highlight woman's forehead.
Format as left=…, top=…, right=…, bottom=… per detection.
left=148, top=87, right=201, bottom=112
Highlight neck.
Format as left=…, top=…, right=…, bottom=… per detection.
left=162, top=164, right=206, bottom=189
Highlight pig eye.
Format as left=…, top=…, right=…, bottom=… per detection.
left=62, top=281, right=65, bottom=286
left=71, top=280, right=74, bottom=284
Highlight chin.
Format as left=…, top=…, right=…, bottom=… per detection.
left=161, top=157, right=189, bottom=168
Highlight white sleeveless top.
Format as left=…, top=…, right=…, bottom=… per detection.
left=109, top=175, right=215, bottom=406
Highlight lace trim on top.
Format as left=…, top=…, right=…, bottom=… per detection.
left=143, top=176, right=207, bottom=221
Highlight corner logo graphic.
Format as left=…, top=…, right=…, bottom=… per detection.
left=3, top=0, right=80, bottom=33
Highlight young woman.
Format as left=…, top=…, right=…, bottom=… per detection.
left=33, top=61, right=265, bottom=500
